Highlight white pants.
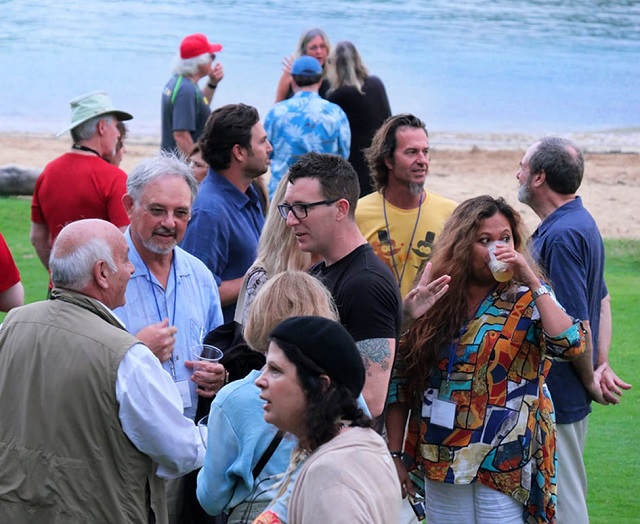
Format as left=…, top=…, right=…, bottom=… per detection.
left=425, top=480, right=524, bottom=524
left=556, top=418, right=589, bottom=524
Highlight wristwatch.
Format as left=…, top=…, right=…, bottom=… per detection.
left=531, top=286, right=550, bottom=300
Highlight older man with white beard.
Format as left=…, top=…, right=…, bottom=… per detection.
left=113, top=152, right=224, bottom=524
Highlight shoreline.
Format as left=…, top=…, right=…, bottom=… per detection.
left=1, top=132, right=638, bottom=239
left=2, top=128, right=640, bottom=158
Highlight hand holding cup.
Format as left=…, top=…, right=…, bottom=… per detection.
left=188, top=344, right=226, bottom=398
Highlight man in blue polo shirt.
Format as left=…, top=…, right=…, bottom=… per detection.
left=516, top=136, right=632, bottom=523
left=181, top=103, right=272, bottom=322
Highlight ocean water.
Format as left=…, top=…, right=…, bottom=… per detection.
left=1, top=0, right=639, bottom=146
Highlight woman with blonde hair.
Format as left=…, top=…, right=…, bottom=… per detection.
left=327, top=41, right=391, bottom=196
left=275, top=28, right=331, bottom=103
left=197, top=271, right=337, bottom=523
left=235, top=175, right=314, bottom=325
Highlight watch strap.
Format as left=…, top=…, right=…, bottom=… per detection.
left=531, top=286, right=550, bottom=300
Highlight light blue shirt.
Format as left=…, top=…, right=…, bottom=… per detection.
left=197, top=369, right=297, bottom=517
left=264, top=91, right=351, bottom=198
left=196, top=367, right=373, bottom=520
left=114, top=229, right=224, bottom=420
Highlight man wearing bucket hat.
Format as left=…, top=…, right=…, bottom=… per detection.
left=161, top=33, right=224, bottom=155
left=264, top=55, right=350, bottom=199
left=30, top=91, right=133, bottom=279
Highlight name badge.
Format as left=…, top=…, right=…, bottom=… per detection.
left=430, top=397, right=456, bottom=429
left=175, top=380, right=192, bottom=409
left=421, top=388, right=438, bottom=418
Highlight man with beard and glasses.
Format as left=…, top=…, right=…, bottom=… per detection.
left=181, top=104, right=272, bottom=322
left=113, top=152, right=224, bottom=524
left=355, top=114, right=456, bottom=298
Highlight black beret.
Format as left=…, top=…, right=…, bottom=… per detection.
left=269, top=316, right=365, bottom=396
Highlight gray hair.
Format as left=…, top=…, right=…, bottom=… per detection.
left=50, top=237, right=117, bottom=291
left=296, top=28, right=331, bottom=58
left=71, top=115, right=113, bottom=142
left=127, top=151, right=199, bottom=204
left=172, top=53, right=212, bottom=76
left=529, top=137, right=584, bottom=194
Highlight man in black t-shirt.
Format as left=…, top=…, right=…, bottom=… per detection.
left=277, top=152, right=402, bottom=418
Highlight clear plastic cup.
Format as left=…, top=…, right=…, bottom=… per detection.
left=197, top=415, right=209, bottom=447
left=487, top=241, right=514, bottom=282
left=191, top=344, right=223, bottom=370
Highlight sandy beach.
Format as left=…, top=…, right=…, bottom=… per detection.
left=1, top=132, right=638, bottom=239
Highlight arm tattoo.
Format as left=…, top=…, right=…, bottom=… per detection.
left=356, top=338, right=392, bottom=375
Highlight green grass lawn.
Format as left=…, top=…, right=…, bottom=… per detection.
left=0, top=197, right=49, bottom=310
left=1, top=196, right=638, bottom=520
left=584, top=239, right=640, bottom=523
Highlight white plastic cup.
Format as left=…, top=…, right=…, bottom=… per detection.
left=487, top=241, right=514, bottom=282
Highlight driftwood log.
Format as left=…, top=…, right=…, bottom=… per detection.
left=0, top=165, right=41, bottom=196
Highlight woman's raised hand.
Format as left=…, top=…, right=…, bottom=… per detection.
left=403, top=262, right=451, bottom=320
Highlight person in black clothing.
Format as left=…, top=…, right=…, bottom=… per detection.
left=278, top=152, right=402, bottom=420
left=327, top=41, right=391, bottom=196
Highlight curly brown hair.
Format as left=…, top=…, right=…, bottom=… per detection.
left=402, top=195, right=543, bottom=399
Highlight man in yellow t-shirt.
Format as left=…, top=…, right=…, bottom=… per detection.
left=355, top=114, right=457, bottom=298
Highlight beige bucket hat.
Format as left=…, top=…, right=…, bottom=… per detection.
left=57, top=91, right=133, bottom=136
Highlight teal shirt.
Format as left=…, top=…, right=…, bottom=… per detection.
left=264, top=91, right=351, bottom=199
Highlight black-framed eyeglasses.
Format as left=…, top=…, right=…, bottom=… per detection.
left=277, top=199, right=339, bottom=220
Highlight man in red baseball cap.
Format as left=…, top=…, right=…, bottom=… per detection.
left=161, top=33, right=224, bottom=155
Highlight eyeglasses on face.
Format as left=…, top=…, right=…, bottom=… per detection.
left=306, top=44, right=327, bottom=52
left=277, top=199, right=339, bottom=220
left=143, top=204, right=191, bottom=222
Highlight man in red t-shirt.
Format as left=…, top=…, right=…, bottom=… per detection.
left=0, top=232, right=24, bottom=312
left=30, top=91, right=133, bottom=274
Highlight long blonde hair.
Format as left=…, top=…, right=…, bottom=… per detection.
left=244, top=271, right=338, bottom=353
left=327, top=41, right=368, bottom=94
left=296, top=28, right=331, bottom=59
left=249, top=175, right=311, bottom=276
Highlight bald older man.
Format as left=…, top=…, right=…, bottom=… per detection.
left=0, top=219, right=205, bottom=524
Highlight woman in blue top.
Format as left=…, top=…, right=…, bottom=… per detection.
left=196, top=271, right=337, bottom=523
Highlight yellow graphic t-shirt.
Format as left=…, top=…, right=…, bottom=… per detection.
left=356, top=191, right=457, bottom=297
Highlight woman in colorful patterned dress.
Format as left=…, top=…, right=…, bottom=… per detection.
left=387, top=195, right=585, bottom=523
